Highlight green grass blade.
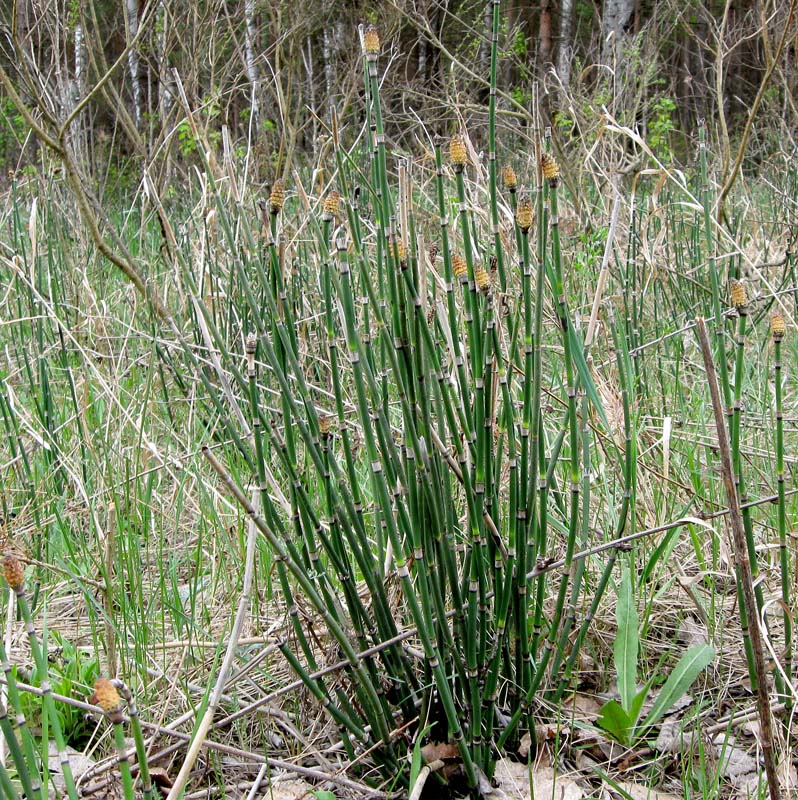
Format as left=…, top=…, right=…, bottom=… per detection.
left=615, top=566, right=639, bottom=713
left=642, top=644, right=715, bottom=730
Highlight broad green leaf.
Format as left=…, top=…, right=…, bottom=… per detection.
left=615, top=567, right=639, bottom=713
left=596, top=699, right=632, bottom=746
left=642, top=644, right=715, bottom=730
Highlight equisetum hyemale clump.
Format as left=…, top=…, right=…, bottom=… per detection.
left=269, top=180, right=285, bottom=215
left=452, top=252, right=468, bottom=280
left=516, top=193, right=533, bottom=233
left=771, top=311, right=786, bottom=341
left=541, top=152, right=560, bottom=186
left=449, top=135, right=468, bottom=170
left=2, top=554, right=24, bottom=591
left=363, top=25, right=380, bottom=57
left=729, top=278, right=748, bottom=311
left=475, top=266, right=490, bottom=293
left=503, top=164, right=517, bottom=191
left=322, top=191, right=340, bottom=220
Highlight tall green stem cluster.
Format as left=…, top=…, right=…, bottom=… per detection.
left=193, top=20, right=624, bottom=796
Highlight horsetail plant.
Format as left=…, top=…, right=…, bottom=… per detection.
left=0, top=626, right=43, bottom=800
left=91, top=679, right=136, bottom=800
left=770, top=312, right=791, bottom=711
left=4, top=4, right=798, bottom=798
left=3, top=554, right=78, bottom=800
left=727, top=279, right=767, bottom=692
left=197, top=18, right=622, bottom=797
left=113, top=680, right=154, bottom=800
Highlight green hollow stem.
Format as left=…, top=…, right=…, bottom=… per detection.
left=0, top=757, right=20, bottom=800
left=528, top=171, right=548, bottom=666
left=116, top=682, right=153, bottom=800
left=0, top=632, right=43, bottom=800
left=515, top=225, right=535, bottom=702
left=433, top=143, right=475, bottom=445
left=14, top=586, right=79, bottom=800
left=110, top=714, right=136, bottom=800
left=0, top=699, right=39, bottom=800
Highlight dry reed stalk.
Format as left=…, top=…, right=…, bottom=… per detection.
left=695, top=316, right=779, bottom=800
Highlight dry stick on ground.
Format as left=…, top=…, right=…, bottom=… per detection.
left=695, top=316, right=780, bottom=800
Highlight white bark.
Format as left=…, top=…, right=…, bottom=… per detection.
left=156, top=1, right=172, bottom=118
left=557, top=0, right=574, bottom=89
left=124, top=0, right=142, bottom=129
left=302, top=37, right=318, bottom=157
left=71, top=23, right=88, bottom=163
left=602, top=0, right=635, bottom=66
left=479, top=2, right=492, bottom=78
left=322, top=27, right=334, bottom=105
left=73, top=24, right=85, bottom=97
left=244, top=0, right=260, bottom=130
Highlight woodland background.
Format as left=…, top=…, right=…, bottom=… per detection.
left=2, top=1, right=797, bottom=187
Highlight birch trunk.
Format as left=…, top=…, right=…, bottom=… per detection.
left=74, top=24, right=85, bottom=99
left=479, top=2, right=492, bottom=77
left=322, top=27, right=334, bottom=105
left=557, top=0, right=574, bottom=88
left=123, top=0, right=142, bottom=129
left=244, top=0, right=260, bottom=130
left=156, top=1, right=171, bottom=118
left=602, top=0, right=635, bottom=66
left=72, top=22, right=88, bottom=164
left=303, top=37, right=318, bottom=159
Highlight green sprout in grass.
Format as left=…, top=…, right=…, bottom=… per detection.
left=596, top=567, right=715, bottom=747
